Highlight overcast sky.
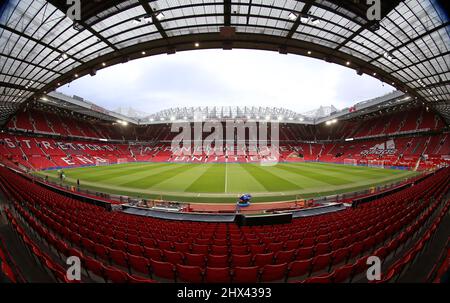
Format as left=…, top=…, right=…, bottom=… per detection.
left=58, top=49, right=394, bottom=115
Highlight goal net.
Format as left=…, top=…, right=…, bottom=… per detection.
left=343, top=159, right=357, bottom=166
left=117, top=158, right=128, bottom=164
left=368, top=160, right=385, bottom=168
left=95, top=159, right=110, bottom=166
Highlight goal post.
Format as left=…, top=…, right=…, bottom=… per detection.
left=368, top=160, right=385, bottom=168
left=95, top=159, right=110, bottom=166
left=343, top=159, right=357, bottom=166
left=117, top=158, right=128, bottom=164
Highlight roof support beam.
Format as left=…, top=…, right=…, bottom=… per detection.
left=391, top=50, right=450, bottom=73
left=45, top=0, right=119, bottom=52
left=138, top=0, right=168, bottom=39
left=224, top=0, right=232, bottom=26
left=0, top=24, right=83, bottom=64
left=417, top=80, right=450, bottom=90
left=82, top=24, right=120, bottom=52
left=0, top=53, right=61, bottom=74
left=286, top=0, right=315, bottom=39
left=0, top=81, right=38, bottom=92
left=370, top=22, right=450, bottom=63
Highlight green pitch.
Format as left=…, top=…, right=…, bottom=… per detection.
left=35, top=162, right=417, bottom=203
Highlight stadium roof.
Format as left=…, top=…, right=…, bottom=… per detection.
left=0, top=0, right=449, bottom=126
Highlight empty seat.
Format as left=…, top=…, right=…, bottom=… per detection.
left=302, top=272, right=334, bottom=283
left=205, top=267, right=231, bottom=283
left=274, top=250, right=295, bottom=264
left=150, top=259, right=175, bottom=280
left=104, top=266, right=128, bottom=283
left=232, top=266, right=259, bottom=283
left=231, top=254, right=252, bottom=267
left=109, top=248, right=128, bottom=268
left=144, top=247, right=162, bottom=261
left=253, top=252, right=274, bottom=266
left=176, top=264, right=203, bottom=283
left=260, top=263, right=288, bottom=282
left=333, top=264, right=355, bottom=283
left=287, top=259, right=311, bottom=279
left=311, top=253, right=332, bottom=274
left=295, top=246, right=314, bottom=260
left=207, top=254, right=228, bottom=267
left=184, top=253, right=206, bottom=267
left=163, top=250, right=184, bottom=265
left=128, top=254, right=150, bottom=276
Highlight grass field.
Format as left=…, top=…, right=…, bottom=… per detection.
left=35, top=162, right=418, bottom=203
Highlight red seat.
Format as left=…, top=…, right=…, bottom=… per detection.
left=163, top=250, right=184, bottom=265
left=109, top=248, right=128, bottom=268
left=112, top=238, right=127, bottom=251
left=207, top=254, right=228, bottom=267
left=231, top=246, right=248, bottom=255
left=142, top=237, right=156, bottom=248
left=157, top=240, right=173, bottom=251
left=127, top=235, right=141, bottom=245
left=211, top=245, right=228, bottom=255
left=284, top=239, right=301, bottom=250
left=316, top=234, right=329, bottom=244
left=143, top=247, right=162, bottom=261
left=176, top=264, right=203, bottom=283
left=274, top=250, right=295, bottom=264
left=231, top=254, right=252, bottom=267
left=331, top=238, right=345, bottom=250
left=331, top=247, right=349, bottom=265
left=69, top=232, right=82, bottom=247
left=54, top=239, right=69, bottom=257
left=192, top=244, right=209, bottom=254
left=127, top=243, right=143, bottom=257
left=302, top=237, right=315, bottom=247
left=260, top=263, right=288, bottom=282
left=104, top=266, right=128, bottom=283
left=311, top=253, right=332, bottom=273
left=287, top=259, right=311, bottom=278
left=84, top=256, right=106, bottom=279
left=253, top=252, right=274, bottom=266
left=348, top=242, right=364, bottom=259
left=232, top=266, right=259, bottom=283
left=81, top=238, right=95, bottom=254
left=127, top=274, right=157, bottom=283
left=67, top=247, right=84, bottom=259
left=266, top=242, right=284, bottom=252
left=94, top=243, right=109, bottom=261
left=128, top=254, right=150, bottom=276
left=333, top=264, right=355, bottom=283
left=205, top=267, right=231, bottom=283
left=302, top=272, right=334, bottom=283
left=250, top=244, right=266, bottom=254
left=150, top=259, right=175, bottom=280
left=315, top=242, right=331, bottom=255
left=174, top=242, right=190, bottom=253
left=213, top=239, right=228, bottom=246
left=98, top=234, right=111, bottom=247
left=184, top=253, right=206, bottom=267
left=295, top=246, right=314, bottom=260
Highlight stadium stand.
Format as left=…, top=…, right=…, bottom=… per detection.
left=0, top=165, right=448, bottom=283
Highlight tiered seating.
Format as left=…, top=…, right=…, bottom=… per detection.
left=0, top=166, right=448, bottom=283
left=6, top=110, right=33, bottom=131
left=0, top=237, right=18, bottom=283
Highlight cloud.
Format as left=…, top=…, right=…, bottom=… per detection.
left=58, top=49, right=394, bottom=114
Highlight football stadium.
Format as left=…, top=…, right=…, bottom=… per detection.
left=0, top=0, right=449, bottom=289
